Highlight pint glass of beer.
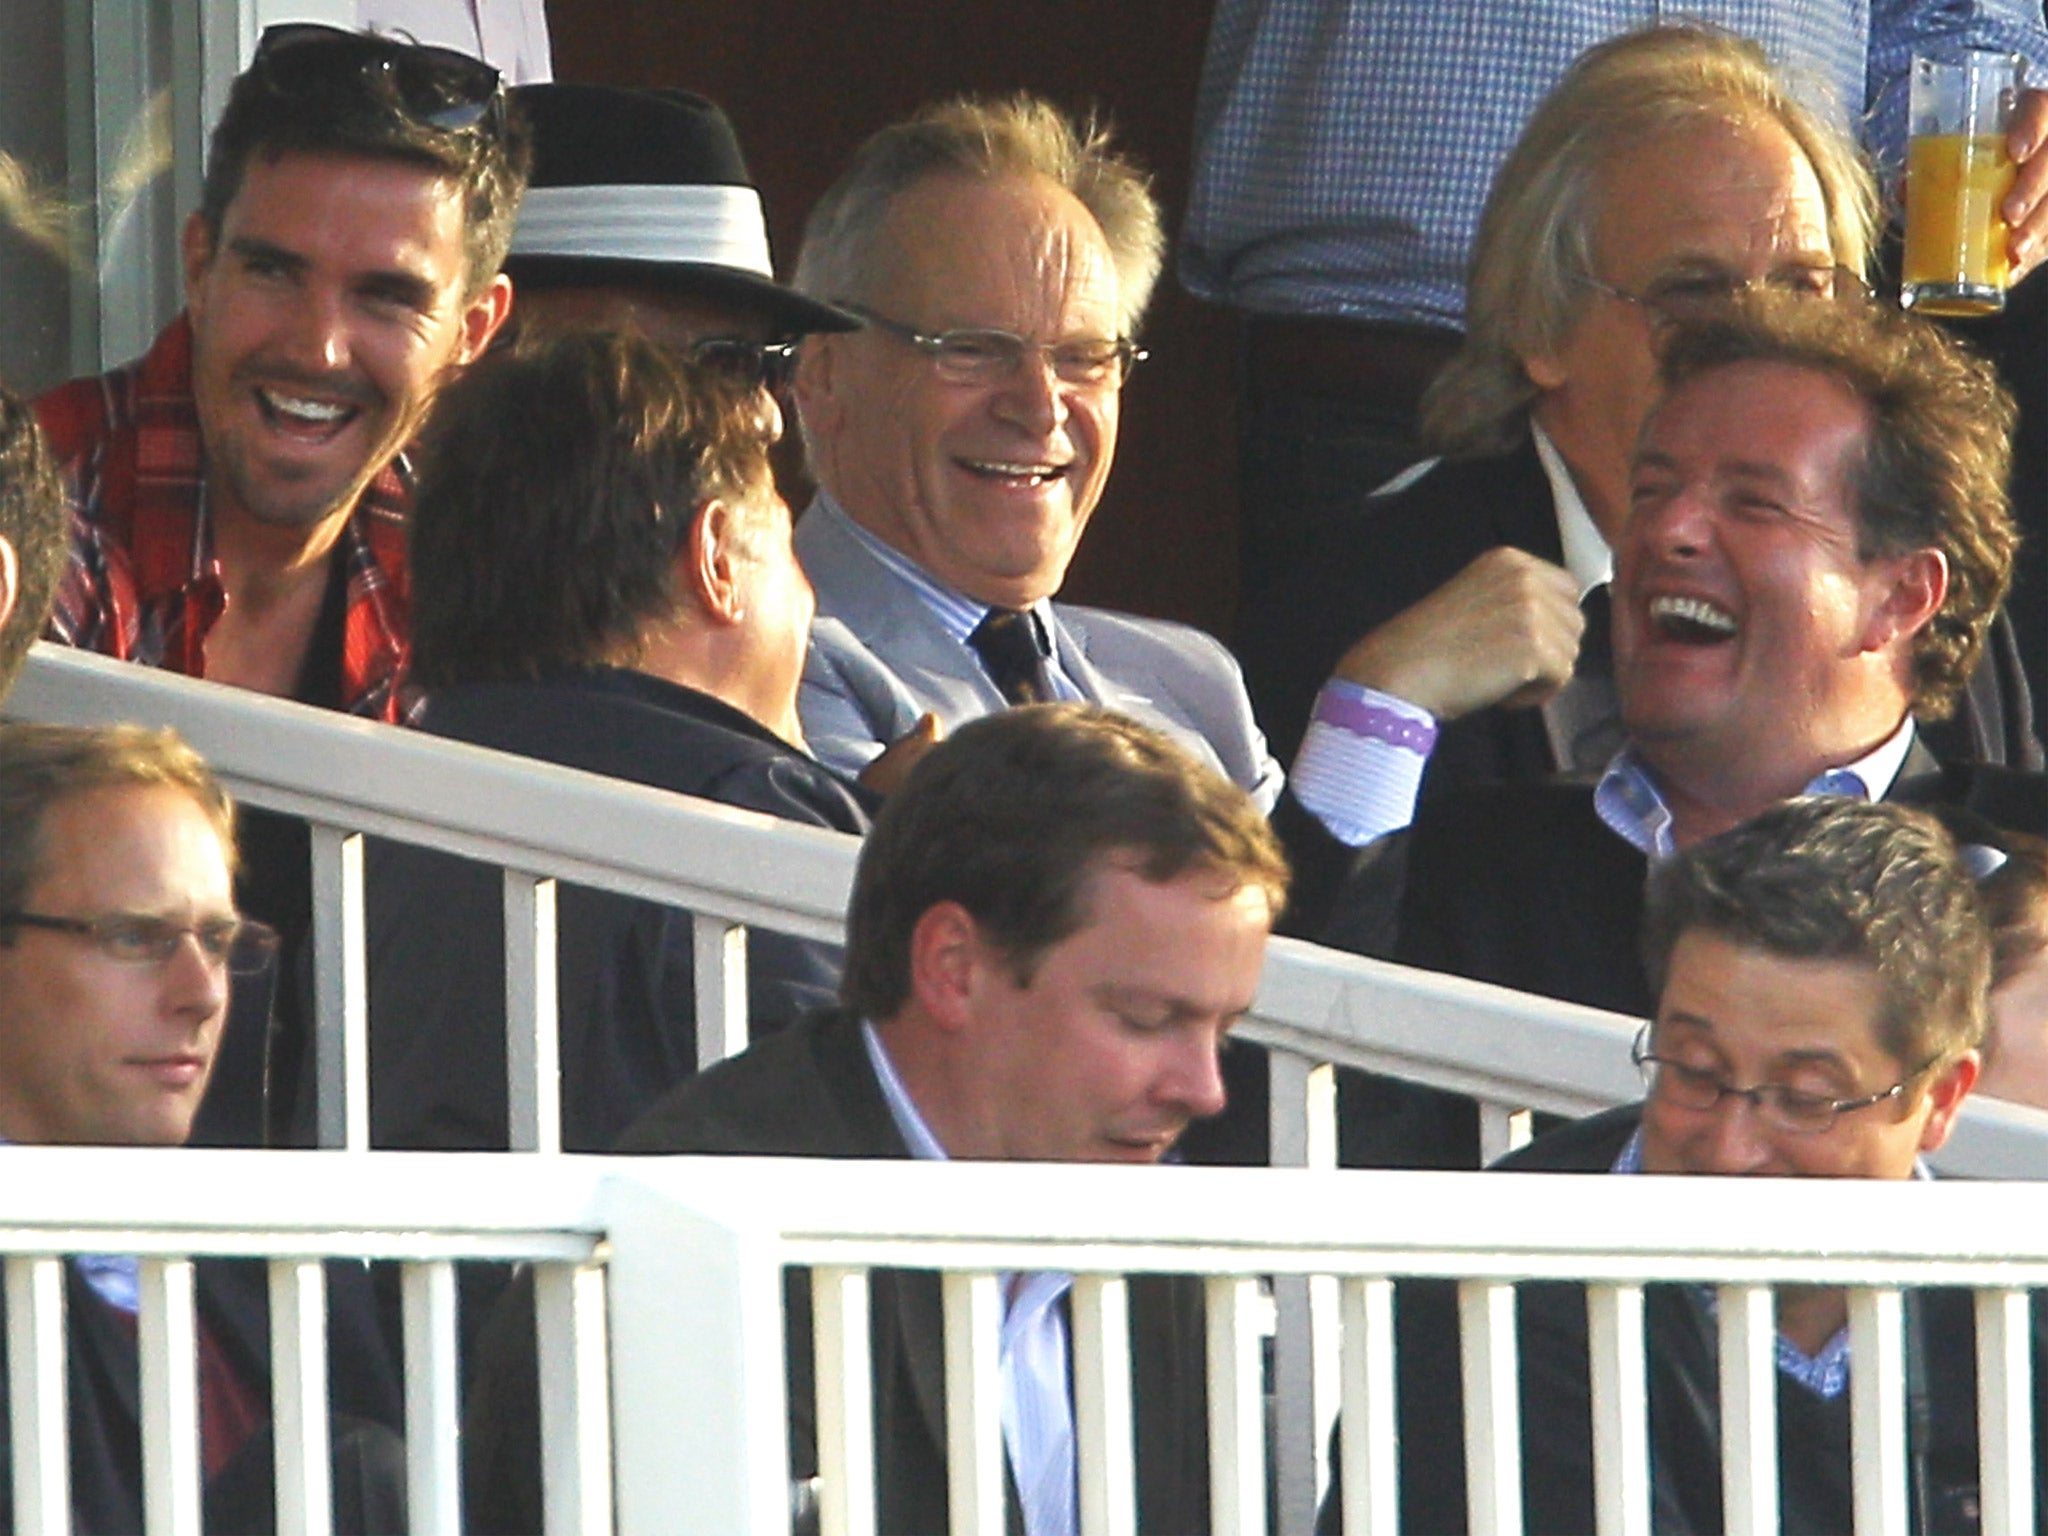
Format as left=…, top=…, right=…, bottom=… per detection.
left=1902, top=51, right=2025, bottom=316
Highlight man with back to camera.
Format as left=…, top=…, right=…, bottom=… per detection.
left=0, top=383, right=67, bottom=703
left=359, top=328, right=872, bottom=1155
left=465, top=702, right=1289, bottom=1534
left=1235, top=24, right=2036, bottom=862
left=1326, top=796, right=2048, bottom=1533
left=0, top=721, right=402, bottom=1533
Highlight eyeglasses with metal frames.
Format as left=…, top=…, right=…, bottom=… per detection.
left=252, top=23, right=506, bottom=134
left=839, top=303, right=1147, bottom=389
left=1585, top=263, right=1872, bottom=325
left=0, top=912, right=282, bottom=976
left=1630, top=1023, right=1940, bottom=1136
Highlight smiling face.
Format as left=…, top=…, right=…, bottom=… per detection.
left=797, top=172, right=1122, bottom=608
left=939, top=861, right=1270, bottom=1163
left=0, top=784, right=235, bottom=1146
left=1640, top=928, right=1972, bottom=1178
left=183, top=150, right=509, bottom=541
left=1526, top=115, right=1835, bottom=541
left=1615, top=359, right=1940, bottom=810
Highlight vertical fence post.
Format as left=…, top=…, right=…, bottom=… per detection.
left=6, top=1256, right=69, bottom=1536
left=505, top=872, right=561, bottom=1154
left=311, top=827, right=368, bottom=1151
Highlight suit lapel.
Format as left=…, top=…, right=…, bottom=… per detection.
left=798, top=498, right=1012, bottom=716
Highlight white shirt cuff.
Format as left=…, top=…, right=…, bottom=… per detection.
left=1290, top=681, right=1437, bottom=846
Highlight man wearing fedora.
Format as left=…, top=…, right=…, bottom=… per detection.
left=503, top=83, right=859, bottom=394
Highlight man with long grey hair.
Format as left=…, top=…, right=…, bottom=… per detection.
left=1238, top=24, right=2036, bottom=867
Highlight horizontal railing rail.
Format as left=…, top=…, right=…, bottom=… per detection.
left=9, top=1152, right=2043, bottom=1536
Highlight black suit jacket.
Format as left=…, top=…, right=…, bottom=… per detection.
left=466, top=1010, right=1212, bottom=1536
left=1238, top=433, right=2039, bottom=778
left=0, top=1258, right=401, bottom=1535
left=353, top=666, right=875, bottom=1154
left=1239, top=437, right=1567, bottom=776
left=1394, top=744, right=2048, bottom=1021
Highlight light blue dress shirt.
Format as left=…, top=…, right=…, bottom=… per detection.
left=861, top=1023, right=1078, bottom=1536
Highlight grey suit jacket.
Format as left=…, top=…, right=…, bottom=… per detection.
left=796, top=496, right=1283, bottom=812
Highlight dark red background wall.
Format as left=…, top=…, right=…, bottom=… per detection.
left=544, top=0, right=1242, bottom=639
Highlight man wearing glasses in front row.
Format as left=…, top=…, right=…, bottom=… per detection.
left=0, top=723, right=403, bottom=1532
left=1324, top=796, right=2048, bottom=1534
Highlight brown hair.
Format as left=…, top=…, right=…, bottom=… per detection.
left=408, top=329, right=780, bottom=690
left=841, top=704, right=1288, bottom=1019
left=1643, top=796, right=1990, bottom=1068
left=0, top=723, right=234, bottom=921
left=1654, top=296, right=2015, bottom=717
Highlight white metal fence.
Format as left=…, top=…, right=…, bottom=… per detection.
left=4, top=1150, right=2046, bottom=1536
left=13, top=642, right=2048, bottom=1534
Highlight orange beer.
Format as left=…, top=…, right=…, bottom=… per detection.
left=1903, top=133, right=2014, bottom=314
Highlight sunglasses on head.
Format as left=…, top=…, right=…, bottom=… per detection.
left=251, top=23, right=504, bottom=133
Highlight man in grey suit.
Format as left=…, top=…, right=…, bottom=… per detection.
left=786, top=94, right=1286, bottom=811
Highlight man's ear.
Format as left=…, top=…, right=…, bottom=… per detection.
left=1916, top=1048, right=1980, bottom=1154
left=0, top=535, right=18, bottom=636
left=792, top=333, right=845, bottom=441
left=1523, top=348, right=1569, bottom=392
left=181, top=211, right=217, bottom=310
left=679, top=498, right=745, bottom=625
left=905, top=901, right=983, bottom=1034
left=1861, top=547, right=1948, bottom=655
left=454, top=272, right=515, bottom=364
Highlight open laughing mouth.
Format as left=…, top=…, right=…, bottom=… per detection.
left=957, top=457, right=1070, bottom=488
left=254, top=385, right=363, bottom=441
left=1648, top=594, right=1738, bottom=645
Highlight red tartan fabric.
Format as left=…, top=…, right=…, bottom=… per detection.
left=36, top=314, right=415, bottom=722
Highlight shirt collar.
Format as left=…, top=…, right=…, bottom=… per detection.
left=861, top=1018, right=950, bottom=1161
left=1594, top=717, right=1919, bottom=860
left=1531, top=422, right=1613, bottom=598
left=815, top=489, right=1055, bottom=650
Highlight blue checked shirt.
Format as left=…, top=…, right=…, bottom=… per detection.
left=1612, top=1126, right=1930, bottom=1396
left=1182, top=0, right=2048, bottom=328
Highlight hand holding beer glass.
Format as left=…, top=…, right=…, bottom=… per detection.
left=1903, top=51, right=2027, bottom=315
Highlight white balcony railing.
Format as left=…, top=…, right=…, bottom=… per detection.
left=4, top=1150, right=2045, bottom=1536
left=13, top=640, right=2048, bottom=1535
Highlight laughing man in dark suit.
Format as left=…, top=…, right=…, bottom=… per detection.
left=1391, top=295, right=2048, bottom=1023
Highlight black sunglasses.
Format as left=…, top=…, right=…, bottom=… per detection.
left=251, top=23, right=504, bottom=133
left=689, top=337, right=801, bottom=396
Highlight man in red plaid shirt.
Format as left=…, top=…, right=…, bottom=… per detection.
left=38, top=25, right=529, bottom=720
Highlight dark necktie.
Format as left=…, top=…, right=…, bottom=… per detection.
left=1541, top=583, right=1625, bottom=775
left=968, top=607, right=1053, bottom=705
